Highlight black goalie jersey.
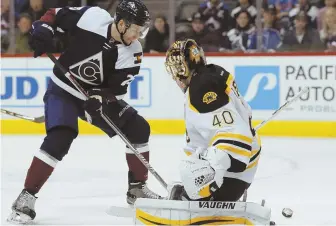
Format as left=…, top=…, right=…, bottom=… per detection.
left=40, top=6, right=143, bottom=100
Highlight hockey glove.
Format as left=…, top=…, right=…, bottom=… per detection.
left=29, top=21, right=55, bottom=58
left=179, top=147, right=231, bottom=200
left=83, top=88, right=117, bottom=118
left=167, top=182, right=191, bottom=200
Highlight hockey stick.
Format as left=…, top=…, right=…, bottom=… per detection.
left=254, top=87, right=309, bottom=131
left=1, top=109, right=45, bottom=123
left=46, top=53, right=168, bottom=190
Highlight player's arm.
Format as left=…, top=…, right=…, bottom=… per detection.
left=208, top=129, right=253, bottom=173
left=29, top=7, right=91, bottom=58
left=179, top=130, right=252, bottom=200
left=39, top=7, right=90, bottom=33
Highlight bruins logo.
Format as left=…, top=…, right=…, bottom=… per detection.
left=203, top=92, right=217, bottom=104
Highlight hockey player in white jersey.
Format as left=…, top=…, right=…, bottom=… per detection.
left=165, top=39, right=261, bottom=202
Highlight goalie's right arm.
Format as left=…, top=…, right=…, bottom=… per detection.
left=179, top=126, right=253, bottom=200
left=179, top=146, right=231, bottom=200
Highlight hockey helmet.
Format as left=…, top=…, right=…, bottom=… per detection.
left=115, top=0, right=151, bottom=39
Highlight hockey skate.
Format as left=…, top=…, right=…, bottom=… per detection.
left=7, top=189, right=37, bottom=224
left=126, top=172, right=162, bottom=205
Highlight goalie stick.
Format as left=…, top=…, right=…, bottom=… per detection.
left=0, top=109, right=45, bottom=123
left=254, top=87, right=309, bottom=131
left=46, top=53, right=168, bottom=190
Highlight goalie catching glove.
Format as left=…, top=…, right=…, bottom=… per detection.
left=178, top=147, right=231, bottom=200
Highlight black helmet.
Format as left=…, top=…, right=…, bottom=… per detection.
left=115, top=0, right=151, bottom=41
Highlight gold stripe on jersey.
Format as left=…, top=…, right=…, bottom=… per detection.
left=251, top=149, right=259, bottom=156
left=184, top=150, right=192, bottom=156
left=215, top=144, right=251, bottom=157
left=225, top=74, right=234, bottom=95
left=210, top=133, right=253, bottom=146
left=211, top=133, right=252, bottom=164
left=247, top=156, right=260, bottom=169
left=247, top=148, right=261, bottom=169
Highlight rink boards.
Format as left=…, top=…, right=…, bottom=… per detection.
left=1, top=53, right=335, bottom=137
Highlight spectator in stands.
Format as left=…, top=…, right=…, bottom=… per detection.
left=144, top=14, right=169, bottom=53
left=248, top=6, right=282, bottom=51
left=267, top=0, right=297, bottom=29
left=288, top=0, right=319, bottom=29
left=231, top=0, right=257, bottom=24
left=269, top=0, right=297, bottom=18
left=177, top=12, right=227, bottom=51
left=14, top=13, right=33, bottom=53
left=325, top=35, right=336, bottom=51
left=199, top=0, right=231, bottom=33
left=320, top=7, right=336, bottom=50
left=317, top=0, right=336, bottom=31
left=1, top=0, right=10, bottom=53
left=21, top=0, right=46, bottom=21
left=225, top=9, right=255, bottom=51
left=281, top=11, right=323, bottom=51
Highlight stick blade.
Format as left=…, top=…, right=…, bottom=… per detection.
left=106, top=205, right=135, bottom=218
left=32, top=116, right=45, bottom=123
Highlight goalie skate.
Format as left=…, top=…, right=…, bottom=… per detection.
left=7, top=189, right=37, bottom=224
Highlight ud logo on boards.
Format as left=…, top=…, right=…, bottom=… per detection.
left=0, top=68, right=152, bottom=108
left=234, top=66, right=280, bottom=110
left=123, top=68, right=152, bottom=108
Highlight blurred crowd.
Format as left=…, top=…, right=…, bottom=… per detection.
left=1, top=0, right=336, bottom=54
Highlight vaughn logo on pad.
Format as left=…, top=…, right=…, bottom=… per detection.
left=199, top=201, right=236, bottom=209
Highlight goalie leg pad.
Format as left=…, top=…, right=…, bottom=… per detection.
left=40, top=126, right=78, bottom=161
left=133, top=198, right=271, bottom=225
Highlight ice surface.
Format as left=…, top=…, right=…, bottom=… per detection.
left=1, top=135, right=336, bottom=225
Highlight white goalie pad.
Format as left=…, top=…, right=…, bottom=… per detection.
left=134, top=198, right=271, bottom=225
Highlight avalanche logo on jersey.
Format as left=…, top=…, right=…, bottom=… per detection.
left=234, top=66, right=280, bottom=110
left=69, top=52, right=104, bottom=85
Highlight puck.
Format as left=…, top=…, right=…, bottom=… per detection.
left=282, top=208, right=293, bottom=218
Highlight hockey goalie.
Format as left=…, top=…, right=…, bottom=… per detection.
left=133, top=39, right=271, bottom=225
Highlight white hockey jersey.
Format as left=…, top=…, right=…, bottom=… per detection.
left=183, top=64, right=261, bottom=184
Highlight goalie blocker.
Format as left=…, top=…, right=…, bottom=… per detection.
left=133, top=198, right=271, bottom=225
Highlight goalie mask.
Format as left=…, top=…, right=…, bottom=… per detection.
left=165, top=39, right=206, bottom=93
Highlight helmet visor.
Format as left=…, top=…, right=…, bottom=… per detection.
left=138, top=22, right=150, bottom=38
left=127, top=22, right=150, bottom=39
